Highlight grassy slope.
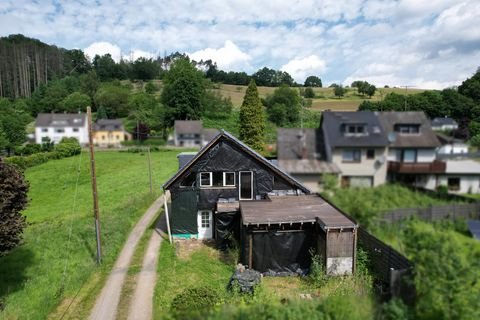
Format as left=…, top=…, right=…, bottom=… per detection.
left=153, top=243, right=234, bottom=320
left=0, top=151, right=179, bottom=319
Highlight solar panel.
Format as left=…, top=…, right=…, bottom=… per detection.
left=467, top=220, right=480, bottom=240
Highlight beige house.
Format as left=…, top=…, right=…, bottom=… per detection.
left=93, top=119, right=130, bottom=147
left=321, top=112, right=389, bottom=187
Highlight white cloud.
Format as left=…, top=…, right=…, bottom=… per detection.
left=84, top=41, right=122, bottom=62
left=281, top=55, right=327, bottom=84
left=188, top=40, right=251, bottom=71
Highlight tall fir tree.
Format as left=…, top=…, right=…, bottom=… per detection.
left=239, top=80, right=265, bottom=152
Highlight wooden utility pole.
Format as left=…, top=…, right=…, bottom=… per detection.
left=87, top=106, right=102, bottom=265
left=147, top=146, right=153, bottom=195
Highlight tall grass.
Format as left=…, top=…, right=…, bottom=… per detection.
left=0, top=151, right=179, bottom=319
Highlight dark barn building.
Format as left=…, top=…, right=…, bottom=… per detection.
left=163, top=131, right=357, bottom=275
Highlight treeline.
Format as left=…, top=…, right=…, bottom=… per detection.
left=359, top=69, right=480, bottom=142
left=0, top=34, right=325, bottom=99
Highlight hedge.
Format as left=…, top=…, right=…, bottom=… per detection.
left=5, top=138, right=81, bottom=170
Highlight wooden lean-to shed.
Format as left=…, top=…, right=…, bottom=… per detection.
left=240, top=195, right=357, bottom=275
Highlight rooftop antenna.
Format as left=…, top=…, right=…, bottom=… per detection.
left=402, top=85, right=416, bottom=111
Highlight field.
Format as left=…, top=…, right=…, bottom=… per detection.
left=0, top=150, right=179, bottom=319
left=125, top=80, right=427, bottom=112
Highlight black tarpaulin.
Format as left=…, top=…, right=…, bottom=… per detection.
left=252, top=228, right=315, bottom=274
left=171, top=190, right=197, bottom=234
left=215, top=212, right=240, bottom=250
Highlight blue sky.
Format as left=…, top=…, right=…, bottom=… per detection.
left=1, top=0, right=479, bottom=88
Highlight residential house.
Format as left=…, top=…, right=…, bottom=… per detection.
left=435, top=133, right=469, bottom=155
left=321, top=111, right=389, bottom=187
left=377, top=112, right=445, bottom=184
left=431, top=117, right=458, bottom=131
left=163, top=131, right=357, bottom=275
left=277, top=128, right=340, bottom=191
left=35, top=113, right=88, bottom=145
left=419, top=160, right=480, bottom=194
left=93, top=119, right=131, bottom=147
left=172, top=120, right=219, bottom=147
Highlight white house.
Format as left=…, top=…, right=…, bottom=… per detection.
left=172, top=120, right=219, bottom=148
left=418, top=160, right=480, bottom=194
left=431, top=117, right=458, bottom=131
left=35, top=113, right=88, bottom=145
left=436, top=133, right=469, bottom=155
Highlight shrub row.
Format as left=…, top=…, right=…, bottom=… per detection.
left=5, top=138, right=81, bottom=170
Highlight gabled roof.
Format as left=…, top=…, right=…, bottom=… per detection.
left=277, top=128, right=326, bottom=160
left=432, top=117, right=458, bottom=126
left=163, top=130, right=310, bottom=193
left=322, top=111, right=389, bottom=147
left=93, top=119, right=124, bottom=131
left=174, top=120, right=202, bottom=134
left=35, top=113, right=87, bottom=128
left=377, top=112, right=440, bottom=148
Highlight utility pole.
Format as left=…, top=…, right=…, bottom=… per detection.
left=402, top=85, right=415, bottom=111
left=147, top=146, right=153, bottom=195
left=87, top=106, right=102, bottom=265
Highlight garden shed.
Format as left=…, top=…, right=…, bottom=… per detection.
left=240, top=195, right=357, bottom=275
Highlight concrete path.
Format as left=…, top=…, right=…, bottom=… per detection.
left=127, top=221, right=163, bottom=320
left=89, top=195, right=165, bottom=320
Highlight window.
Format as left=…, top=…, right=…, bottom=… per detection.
left=402, top=149, right=417, bottom=163
left=56, top=128, right=65, bottom=133
left=200, top=172, right=212, bottom=187
left=73, top=128, right=79, bottom=132
left=345, top=124, right=367, bottom=136
left=212, top=172, right=224, bottom=187
left=366, top=149, right=375, bottom=159
left=116, top=135, right=120, bottom=140
left=201, top=211, right=210, bottom=228
left=180, top=172, right=196, bottom=188
left=394, top=124, right=420, bottom=134
left=41, top=128, right=48, bottom=132
left=102, top=135, right=106, bottom=140
left=448, top=178, right=460, bottom=191
left=223, top=172, right=235, bottom=187
left=342, top=149, right=361, bottom=162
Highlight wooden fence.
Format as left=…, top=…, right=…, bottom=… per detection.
left=358, top=228, right=415, bottom=304
left=378, top=202, right=480, bottom=224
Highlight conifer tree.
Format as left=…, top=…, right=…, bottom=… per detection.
left=239, top=80, right=265, bottom=152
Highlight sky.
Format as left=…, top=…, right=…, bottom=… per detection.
left=1, top=0, right=479, bottom=89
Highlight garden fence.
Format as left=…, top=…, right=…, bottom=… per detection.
left=378, top=202, right=480, bottom=224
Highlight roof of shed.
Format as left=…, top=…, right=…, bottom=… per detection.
left=322, top=111, right=389, bottom=147
left=162, top=130, right=310, bottom=193
left=377, top=112, right=441, bottom=148
left=240, top=195, right=356, bottom=229
left=35, top=113, right=87, bottom=128
left=174, top=120, right=202, bottom=134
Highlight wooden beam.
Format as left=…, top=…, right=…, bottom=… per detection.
left=352, top=228, right=358, bottom=275
left=248, top=233, right=253, bottom=269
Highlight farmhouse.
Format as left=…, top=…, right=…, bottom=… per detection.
left=431, top=117, right=458, bottom=131
left=172, top=120, right=219, bottom=147
left=34, top=112, right=88, bottom=144
left=163, top=130, right=357, bottom=275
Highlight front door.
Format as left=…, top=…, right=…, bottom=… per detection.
left=197, top=210, right=213, bottom=239
left=239, top=171, right=253, bottom=200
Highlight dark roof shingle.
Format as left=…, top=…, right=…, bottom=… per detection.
left=174, top=120, right=202, bottom=134
left=35, top=113, right=86, bottom=128
left=322, top=111, right=389, bottom=147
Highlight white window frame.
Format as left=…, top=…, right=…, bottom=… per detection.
left=239, top=171, right=254, bottom=200
left=223, top=172, right=236, bottom=187
left=199, top=172, right=213, bottom=187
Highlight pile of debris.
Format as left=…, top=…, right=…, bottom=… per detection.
left=229, top=264, right=261, bottom=293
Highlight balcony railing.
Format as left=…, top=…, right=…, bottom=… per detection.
left=388, top=160, right=446, bottom=174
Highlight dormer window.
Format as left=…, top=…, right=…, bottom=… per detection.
left=344, top=124, right=367, bottom=136
left=394, top=124, right=420, bottom=134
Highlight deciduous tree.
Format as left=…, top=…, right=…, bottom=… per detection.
left=0, top=159, right=29, bottom=255
left=304, top=76, right=322, bottom=87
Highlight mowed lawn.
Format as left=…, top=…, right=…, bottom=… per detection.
left=0, top=150, right=179, bottom=319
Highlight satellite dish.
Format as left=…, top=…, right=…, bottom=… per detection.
left=387, top=132, right=397, bottom=143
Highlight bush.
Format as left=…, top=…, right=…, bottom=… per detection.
left=54, top=137, right=81, bottom=158
left=170, top=286, right=222, bottom=319
left=14, top=143, right=42, bottom=156
left=380, top=298, right=412, bottom=320
left=308, top=252, right=327, bottom=288
left=304, top=87, right=315, bottom=98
